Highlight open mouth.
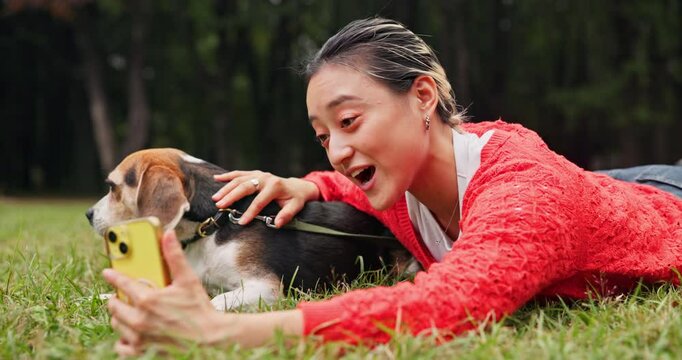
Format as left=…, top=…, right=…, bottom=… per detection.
left=352, top=166, right=376, bottom=185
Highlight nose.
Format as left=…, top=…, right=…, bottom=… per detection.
left=327, top=134, right=353, bottom=171
left=85, top=208, right=94, bottom=224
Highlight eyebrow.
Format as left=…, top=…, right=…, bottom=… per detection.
left=124, top=168, right=137, bottom=187
left=308, top=94, right=361, bottom=122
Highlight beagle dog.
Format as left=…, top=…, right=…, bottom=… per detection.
left=86, top=148, right=413, bottom=310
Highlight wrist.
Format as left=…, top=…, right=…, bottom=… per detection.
left=203, top=310, right=304, bottom=349
left=290, top=177, right=321, bottom=201
left=201, top=312, right=244, bottom=348
left=300, top=179, right=321, bottom=201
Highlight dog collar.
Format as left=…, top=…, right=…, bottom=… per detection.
left=180, top=209, right=235, bottom=248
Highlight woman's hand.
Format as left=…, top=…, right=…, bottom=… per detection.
left=103, top=230, right=226, bottom=355
left=103, top=230, right=305, bottom=356
left=212, top=171, right=320, bottom=227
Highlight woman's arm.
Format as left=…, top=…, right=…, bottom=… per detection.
left=298, top=164, right=583, bottom=343
left=220, top=310, right=304, bottom=348
left=302, top=170, right=384, bottom=218
left=211, top=169, right=379, bottom=228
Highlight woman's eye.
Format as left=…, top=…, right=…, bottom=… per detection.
left=315, top=134, right=330, bottom=147
left=340, top=116, right=357, bottom=128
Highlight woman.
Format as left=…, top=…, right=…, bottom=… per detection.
left=103, top=18, right=682, bottom=355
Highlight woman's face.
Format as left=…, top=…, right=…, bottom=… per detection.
left=306, top=64, right=430, bottom=210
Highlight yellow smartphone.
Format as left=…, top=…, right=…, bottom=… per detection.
left=104, top=217, right=170, bottom=302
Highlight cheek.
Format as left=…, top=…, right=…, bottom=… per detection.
left=121, top=187, right=138, bottom=210
left=104, top=189, right=137, bottom=220
left=379, top=131, right=428, bottom=189
left=110, top=199, right=132, bottom=218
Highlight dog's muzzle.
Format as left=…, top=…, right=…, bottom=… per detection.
left=85, top=208, right=94, bottom=225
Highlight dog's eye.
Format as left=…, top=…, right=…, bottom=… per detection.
left=105, top=179, right=116, bottom=192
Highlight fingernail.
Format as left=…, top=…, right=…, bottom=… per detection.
left=102, top=268, right=114, bottom=279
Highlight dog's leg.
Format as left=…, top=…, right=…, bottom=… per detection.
left=210, top=277, right=281, bottom=311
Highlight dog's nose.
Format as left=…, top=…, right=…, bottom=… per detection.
left=85, top=208, right=94, bottom=224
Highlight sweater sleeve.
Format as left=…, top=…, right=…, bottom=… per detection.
left=303, top=170, right=383, bottom=218
left=297, top=162, right=583, bottom=344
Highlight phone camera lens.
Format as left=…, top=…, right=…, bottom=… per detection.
left=107, top=231, right=117, bottom=243
left=119, top=242, right=128, bottom=254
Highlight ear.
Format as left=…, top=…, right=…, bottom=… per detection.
left=180, top=161, right=223, bottom=222
left=411, top=75, right=439, bottom=115
left=136, top=165, right=190, bottom=230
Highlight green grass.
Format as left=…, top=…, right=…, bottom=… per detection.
left=1, top=198, right=681, bottom=359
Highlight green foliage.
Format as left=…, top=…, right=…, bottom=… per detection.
left=1, top=0, right=680, bottom=194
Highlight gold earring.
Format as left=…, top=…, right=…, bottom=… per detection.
left=425, top=114, right=431, bottom=130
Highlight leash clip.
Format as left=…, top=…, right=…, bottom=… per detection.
left=196, top=216, right=217, bottom=237
left=225, top=208, right=277, bottom=228
left=227, top=209, right=242, bottom=224
left=260, top=215, right=277, bottom=228
left=197, top=209, right=231, bottom=237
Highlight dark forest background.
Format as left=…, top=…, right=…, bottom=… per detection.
left=1, top=0, right=680, bottom=196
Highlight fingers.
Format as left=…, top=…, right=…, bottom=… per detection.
left=236, top=185, right=279, bottom=225
left=213, top=170, right=255, bottom=182
left=111, top=316, right=142, bottom=348
left=213, top=181, right=256, bottom=209
left=114, top=338, right=142, bottom=357
left=102, top=269, right=150, bottom=305
left=160, top=230, right=197, bottom=284
left=108, top=296, right=147, bottom=330
left=212, top=172, right=266, bottom=209
left=274, top=199, right=304, bottom=228
left=211, top=171, right=312, bottom=227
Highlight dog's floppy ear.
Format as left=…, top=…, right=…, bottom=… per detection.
left=136, top=165, right=190, bottom=230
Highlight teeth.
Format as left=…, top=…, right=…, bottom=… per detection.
left=351, top=168, right=365, bottom=178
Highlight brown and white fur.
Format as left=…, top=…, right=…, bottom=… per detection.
left=87, top=148, right=414, bottom=311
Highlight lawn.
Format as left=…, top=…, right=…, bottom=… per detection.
left=1, top=198, right=681, bottom=359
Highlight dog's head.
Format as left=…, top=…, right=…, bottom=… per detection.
left=86, top=148, right=225, bottom=239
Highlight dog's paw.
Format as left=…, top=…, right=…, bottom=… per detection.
left=210, top=288, right=279, bottom=311
left=210, top=292, right=242, bottom=312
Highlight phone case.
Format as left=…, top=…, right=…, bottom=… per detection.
left=104, top=217, right=170, bottom=302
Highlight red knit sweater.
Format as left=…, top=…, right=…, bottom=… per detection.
left=297, top=121, right=682, bottom=344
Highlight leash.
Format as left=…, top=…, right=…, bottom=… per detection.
left=181, top=208, right=398, bottom=249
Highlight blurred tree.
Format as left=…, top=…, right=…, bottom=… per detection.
left=504, top=0, right=681, bottom=167
left=0, top=0, right=679, bottom=195
left=122, top=0, right=152, bottom=156
left=72, top=2, right=116, bottom=173
left=6, top=0, right=154, bottom=174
